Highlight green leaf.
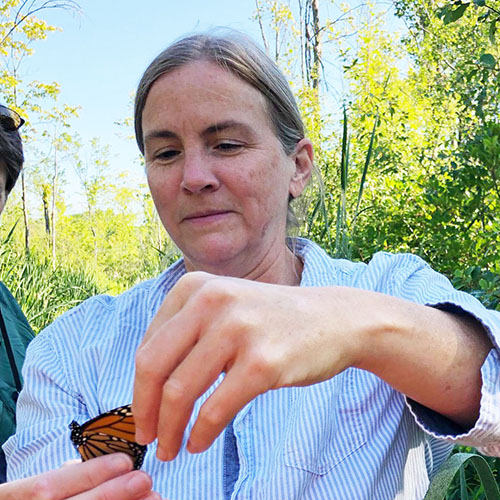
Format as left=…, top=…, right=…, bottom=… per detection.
left=354, top=115, right=378, bottom=219
left=340, top=107, right=349, bottom=192
left=443, top=3, right=470, bottom=25
left=459, top=466, right=468, bottom=500
left=423, top=453, right=500, bottom=500
left=489, top=19, right=498, bottom=44
left=480, top=53, right=497, bottom=68
left=474, top=0, right=486, bottom=6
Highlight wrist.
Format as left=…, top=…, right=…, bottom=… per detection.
left=348, top=290, right=411, bottom=374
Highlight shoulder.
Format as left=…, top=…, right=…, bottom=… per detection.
left=294, top=237, right=445, bottom=293
left=0, top=281, right=34, bottom=344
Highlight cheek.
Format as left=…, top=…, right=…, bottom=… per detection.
left=147, top=169, right=176, bottom=207
left=243, top=165, right=291, bottom=218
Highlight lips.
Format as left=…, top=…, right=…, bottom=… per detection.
left=182, top=209, right=233, bottom=222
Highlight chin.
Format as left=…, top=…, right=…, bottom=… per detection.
left=183, top=241, right=247, bottom=274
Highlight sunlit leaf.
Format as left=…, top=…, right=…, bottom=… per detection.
left=480, top=53, right=496, bottom=68
left=443, top=3, right=470, bottom=25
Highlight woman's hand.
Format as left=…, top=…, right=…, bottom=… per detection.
left=132, top=270, right=492, bottom=461
left=0, top=454, right=161, bottom=500
left=132, top=272, right=363, bottom=461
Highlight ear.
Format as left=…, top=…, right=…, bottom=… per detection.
left=289, top=138, right=314, bottom=199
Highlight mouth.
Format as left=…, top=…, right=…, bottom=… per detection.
left=182, top=210, right=233, bottom=223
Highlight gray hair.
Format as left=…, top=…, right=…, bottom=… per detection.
left=134, top=31, right=308, bottom=227
left=0, top=126, right=24, bottom=194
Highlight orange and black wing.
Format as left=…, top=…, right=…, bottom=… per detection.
left=69, top=404, right=147, bottom=470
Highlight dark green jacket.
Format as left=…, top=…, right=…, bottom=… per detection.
left=0, top=282, right=34, bottom=481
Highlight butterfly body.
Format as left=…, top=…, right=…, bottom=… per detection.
left=69, top=404, right=147, bottom=470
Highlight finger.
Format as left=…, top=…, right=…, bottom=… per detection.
left=61, top=459, right=81, bottom=467
left=141, top=272, right=210, bottom=344
left=155, top=333, right=233, bottom=460
left=71, top=470, right=153, bottom=500
left=0, top=453, right=133, bottom=500
left=138, top=493, right=163, bottom=500
left=187, top=357, right=273, bottom=454
left=133, top=296, right=206, bottom=444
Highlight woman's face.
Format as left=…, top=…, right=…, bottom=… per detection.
left=0, top=160, right=8, bottom=215
left=141, top=60, right=311, bottom=276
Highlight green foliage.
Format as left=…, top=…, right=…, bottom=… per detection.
left=418, top=121, right=500, bottom=276
left=446, top=447, right=500, bottom=499
left=452, top=267, right=500, bottom=311
left=0, top=230, right=101, bottom=333
left=305, top=107, right=378, bottom=260
left=425, top=451, right=500, bottom=500
left=436, top=1, right=500, bottom=44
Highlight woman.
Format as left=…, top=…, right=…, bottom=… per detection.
left=4, top=32, right=500, bottom=500
left=0, top=105, right=34, bottom=483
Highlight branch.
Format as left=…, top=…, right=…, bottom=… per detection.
left=254, top=0, right=269, bottom=53
left=485, top=2, right=500, bottom=17
left=1, top=0, right=81, bottom=48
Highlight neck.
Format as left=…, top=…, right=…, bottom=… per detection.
left=183, top=239, right=303, bottom=286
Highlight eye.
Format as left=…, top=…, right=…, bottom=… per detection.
left=156, top=149, right=180, bottom=161
left=214, top=142, right=243, bottom=153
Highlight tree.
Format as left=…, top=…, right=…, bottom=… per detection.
left=0, top=0, right=80, bottom=251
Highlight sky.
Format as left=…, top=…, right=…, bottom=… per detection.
left=11, top=1, right=403, bottom=212
left=17, top=0, right=263, bottom=210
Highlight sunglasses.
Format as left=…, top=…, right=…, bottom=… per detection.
left=0, top=105, right=25, bottom=132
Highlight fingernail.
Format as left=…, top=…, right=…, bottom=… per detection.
left=156, top=447, right=172, bottom=462
left=145, top=493, right=162, bottom=500
left=187, top=439, right=203, bottom=454
left=135, top=429, right=147, bottom=445
left=127, top=471, right=151, bottom=493
left=110, top=452, right=133, bottom=471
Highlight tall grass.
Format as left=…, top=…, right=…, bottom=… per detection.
left=306, top=108, right=378, bottom=260
left=0, top=230, right=102, bottom=333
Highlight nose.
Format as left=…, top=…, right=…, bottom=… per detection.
left=181, top=151, right=220, bottom=194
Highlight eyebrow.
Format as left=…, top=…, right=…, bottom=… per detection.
left=144, top=120, right=256, bottom=144
left=203, top=120, right=255, bottom=137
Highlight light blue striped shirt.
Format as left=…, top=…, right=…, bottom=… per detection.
left=5, top=238, right=500, bottom=499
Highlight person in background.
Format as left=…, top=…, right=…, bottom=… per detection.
left=0, top=106, right=159, bottom=499
left=0, top=105, right=34, bottom=483
left=3, top=32, right=500, bottom=500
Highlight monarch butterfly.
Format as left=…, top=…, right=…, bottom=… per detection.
left=69, top=404, right=147, bottom=470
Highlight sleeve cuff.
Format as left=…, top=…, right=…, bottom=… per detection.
left=406, top=348, right=500, bottom=457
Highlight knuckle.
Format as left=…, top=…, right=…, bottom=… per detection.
left=198, top=402, right=225, bottom=429
left=95, top=485, right=116, bottom=500
left=134, top=347, right=158, bottom=378
left=30, top=476, right=56, bottom=500
left=162, top=377, right=188, bottom=406
left=198, top=278, right=235, bottom=306
left=229, top=311, right=258, bottom=335
left=176, top=271, right=208, bottom=292
left=80, top=463, right=101, bottom=490
left=244, top=349, right=280, bottom=383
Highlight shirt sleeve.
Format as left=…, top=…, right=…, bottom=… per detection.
left=376, top=252, right=500, bottom=456
left=3, top=315, right=88, bottom=480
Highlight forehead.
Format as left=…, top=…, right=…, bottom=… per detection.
left=142, top=60, right=271, bottom=130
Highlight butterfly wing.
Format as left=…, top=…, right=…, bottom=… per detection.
left=69, top=404, right=147, bottom=470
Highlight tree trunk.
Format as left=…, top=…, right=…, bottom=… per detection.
left=51, top=149, right=58, bottom=269
left=21, top=171, right=30, bottom=252
left=304, top=0, right=322, bottom=89
left=42, top=185, right=50, bottom=235
left=310, top=0, right=321, bottom=90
